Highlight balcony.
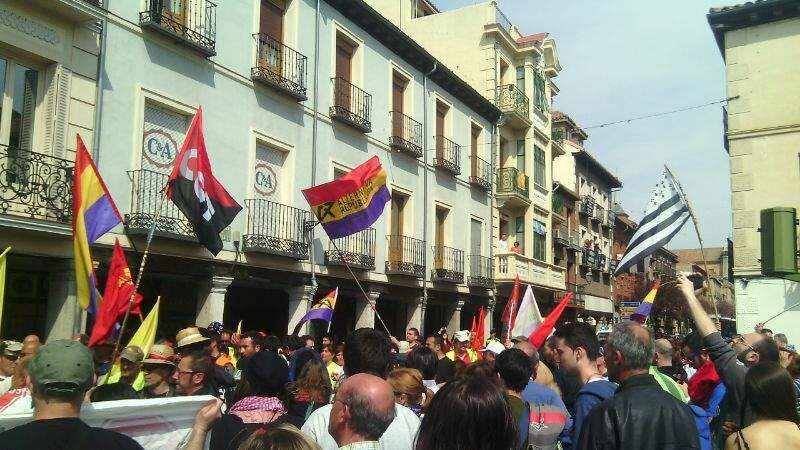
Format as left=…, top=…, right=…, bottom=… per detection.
left=386, top=235, right=425, bottom=277
left=552, top=195, right=566, bottom=221
left=597, top=253, right=607, bottom=272
left=0, top=147, right=73, bottom=224
left=125, top=169, right=195, bottom=241
left=579, top=195, right=595, bottom=217
left=468, top=156, right=491, bottom=191
left=242, top=198, right=310, bottom=259
left=559, top=283, right=586, bottom=309
left=495, top=252, right=565, bottom=290
left=567, top=231, right=581, bottom=252
left=432, top=245, right=465, bottom=283
left=496, top=84, right=531, bottom=129
left=609, top=258, right=619, bottom=274
left=496, top=167, right=530, bottom=209
left=433, top=136, right=461, bottom=175
left=330, top=77, right=372, bottom=133
left=251, top=33, right=308, bottom=101
left=553, top=226, right=570, bottom=247
left=468, top=255, right=494, bottom=289
left=325, top=228, right=376, bottom=270
left=580, top=248, right=598, bottom=268
left=389, top=111, right=423, bottom=158
left=140, top=0, right=217, bottom=57
left=592, top=205, right=605, bottom=224
left=491, top=4, right=513, bottom=35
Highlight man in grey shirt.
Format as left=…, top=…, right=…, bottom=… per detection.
left=301, top=328, right=420, bottom=450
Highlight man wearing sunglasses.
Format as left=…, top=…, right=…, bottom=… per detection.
left=0, top=340, right=22, bottom=396
left=678, top=273, right=779, bottom=449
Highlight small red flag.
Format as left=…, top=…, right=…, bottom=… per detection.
left=528, top=292, right=574, bottom=349
left=88, top=239, right=142, bottom=347
left=500, top=275, right=521, bottom=338
left=472, top=307, right=486, bottom=352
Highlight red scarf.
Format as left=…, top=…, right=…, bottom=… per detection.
left=688, top=361, right=720, bottom=408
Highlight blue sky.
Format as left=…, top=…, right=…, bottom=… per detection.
left=438, top=0, right=732, bottom=249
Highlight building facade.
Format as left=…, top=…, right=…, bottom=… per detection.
left=708, top=1, right=800, bottom=343
left=1, top=0, right=502, bottom=341
left=552, top=112, right=621, bottom=321
left=366, top=0, right=567, bottom=326
left=0, top=0, right=106, bottom=340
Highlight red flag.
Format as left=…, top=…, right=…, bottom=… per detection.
left=500, top=275, right=521, bottom=338
left=472, top=307, right=486, bottom=352
left=88, top=239, right=142, bottom=347
left=528, top=292, right=574, bottom=349
left=167, top=108, right=242, bottom=255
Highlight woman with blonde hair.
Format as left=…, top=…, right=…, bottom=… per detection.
left=387, top=367, right=432, bottom=417
left=237, top=423, right=320, bottom=450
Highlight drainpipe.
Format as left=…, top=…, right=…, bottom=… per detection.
left=91, top=4, right=109, bottom=163
left=422, top=61, right=437, bottom=333
left=309, top=0, right=322, bottom=291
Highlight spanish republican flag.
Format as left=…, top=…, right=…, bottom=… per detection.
left=631, top=279, right=662, bottom=323
left=72, top=135, right=122, bottom=311
left=293, top=288, right=338, bottom=333
left=302, top=156, right=390, bottom=239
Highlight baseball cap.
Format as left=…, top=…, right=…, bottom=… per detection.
left=481, top=341, right=506, bottom=356
left=142, top=344, right=175, bottom=366
left=28, top=340, right=94, bottom=397
left=454, top=330, right=471, bottom=343
left=2, top=341, right=22, bottom=357
left=175, top=327, right=210, bottom=349
left=120, top=345, right=144, bottom=363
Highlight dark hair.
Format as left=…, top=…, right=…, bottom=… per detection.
left=752, top=337, right=779, bottom=363
left=416, top=376, right=517, bottom=450
left=496, top=348, right=533, bottom=392
left=344, top=328, right=392, bottom=377
left=761, top=328, right=773, bottom=335
left=263, top=335, right=281, bottom=353
left=426, top=334, right=443, bottom=348
left=787, top=353, right=800, bottom=379
left=300, top=335, right=315, bottom=346
left=406, top=347, right=437, bottom=380
left=284, top=335, right=304, bottom=352
left=408, top=328, right=420, bottom=337
left=463, top=360, right=497, bottom=379
left=90, top=383, right=139, bottom=402
left=184, top=349, right=214, bottom=383
left=344, top=383, right=397, bottom=440
left=554, top=322, right=601, bottom=360
left=742, top=362, right=800, bottom=424
left=200, top=327, right=220, bottom=345
left=682, top=331, right=705, bottom=354
left=242, top=331, right=265, bottom=351
left=289, top=359, right=331, bottom=403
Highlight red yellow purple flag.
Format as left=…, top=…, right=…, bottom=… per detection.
left=302, top=156, right=390, bottom=239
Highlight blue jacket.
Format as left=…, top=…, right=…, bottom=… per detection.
left=572, top=379, right=617, bottom=445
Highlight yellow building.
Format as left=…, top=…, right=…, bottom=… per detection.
left=367, top=0, right=566, bottom=326
left=708, top=1, right=800, bottom=343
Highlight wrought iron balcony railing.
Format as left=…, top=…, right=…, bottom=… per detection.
left=580, top=195, right=595, bottom=216
left=553, top=226, right=570, bottom=246
left=493, top=5, right=513, bottom=34
left=552, top=194, right=566, bottom=217
left=325, top=227, right=376, bottom=270
left=330, top=77, right=372, bottom=133
left=433, top=135, right=461, bottom=175
left=243, top=198, right=310, bottom=259
left=609, top=258, right=619, bottom=273
left=140, top=0, right=217, bottom=57
left=592, top=205, right=604, bottom=223
left=386, top=235, right=425, bottom=277
left=567, top=231, right=581, bottom=252
left=496, top=167, right=529, bottom=198
left=580, top=248, right=598, bottom=267
left=125, top=169, right=195, bottom=241
left=432, top=245, right=464, bottom=283
left=597, top=253, right=607, bottom=272
left=251, top=33, right=308, bottom=101
left=389, top=111, right=423, bottom=158
left=0, top=147, right=73, bottom=224
left=496, top=84, right=530, bottom=119
left=469, top=155, right=491, bottom=191
left=468, top=255, right=494, bottom=288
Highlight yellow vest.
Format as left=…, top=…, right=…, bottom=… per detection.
left=446, top=348, right=477, bottom=363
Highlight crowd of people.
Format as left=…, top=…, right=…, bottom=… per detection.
left=0, top=273, right=798, bottom=449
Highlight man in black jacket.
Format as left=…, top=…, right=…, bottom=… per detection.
left=577, top=321, right=700, bottom=450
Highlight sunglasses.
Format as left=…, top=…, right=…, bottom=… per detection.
left=732, top=335, right=756, bottom=353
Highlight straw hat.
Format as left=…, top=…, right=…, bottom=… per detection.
left=175, top=327, right=210, bottom=349
left=142, top=344, right=176, bottom=366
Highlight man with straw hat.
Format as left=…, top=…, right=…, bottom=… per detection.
left=141, top=344, right=176, bottom=399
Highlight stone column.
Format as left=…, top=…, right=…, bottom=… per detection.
left=485, top=293, right=496, bottom=339
left=355, top=291, right=380, bottom=329
left=45, top=260, right=80, bottom=341
left=447, top=298, right=466, bottom=334
left=287, top=285, right=317, bottom=335
left=406, top=296, right=426, bottom=335
left=196, top=276, right=233, bottom=327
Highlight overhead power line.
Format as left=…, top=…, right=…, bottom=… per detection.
left=583, top=96, right=739, bottom=130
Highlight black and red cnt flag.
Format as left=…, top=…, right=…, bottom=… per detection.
left=167, top=107, right=242, bottom=256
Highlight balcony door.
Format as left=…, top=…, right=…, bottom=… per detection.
left=470, top=124, right=480, bottom=178
left=434, top=206, right=448, bottom=270
left=470, top=218, right=482, bottom=256
left=259, top=0, right=285, bottom=77
left=392, top=73, right=406, bottom=140
left=160, top=0, right=187, bottom=28
left=1, top=58, right=39, bottom=188
left=389, top=192, right=406, bottom=263
left=435, top=101, right=447, bottom=160
left=335, top=37, right=354, bottom=111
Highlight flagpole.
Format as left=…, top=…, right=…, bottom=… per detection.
left=664, top=165, right=721, bottom=329
left=110, top=189, right=168, bottom=367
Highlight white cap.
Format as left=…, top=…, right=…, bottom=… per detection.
left=481, top=340, right=506, bottom=356
left=454, top=330, right=471, bottom=343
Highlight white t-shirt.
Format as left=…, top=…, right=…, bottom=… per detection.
left=498, top=239, right=508, bottom=252
left=301, top=402, right=420, bottom=450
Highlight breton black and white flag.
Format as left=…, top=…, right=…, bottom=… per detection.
left=613, top=170, right=690, bottom=276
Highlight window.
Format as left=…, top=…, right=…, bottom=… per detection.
left=516, top=140, right=525, bottom=172
left=516, top=66, right=525, bottom=92
left=533, top=220, right=546, bottom=261
left=470, top=218, right=482, bottom=256
left=141, top=102, right=190, bottom=173
left=533, top=68, right=548, bottom=112
left=514, top=216, right=525, bottom=253
left=0, top=58, right=39, bottom=151
left=534, top=146, right=546, bottom=187
left=253, top=143, right=286, bottom=200
left=390, top=191, right=407, bottom=237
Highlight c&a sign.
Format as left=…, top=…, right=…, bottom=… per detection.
left=142, top=129, right=179, bottom=169
left=254, top=163, right=278, bottom=197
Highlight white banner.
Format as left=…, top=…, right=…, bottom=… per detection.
left=0, top=395, right=215, bottom=450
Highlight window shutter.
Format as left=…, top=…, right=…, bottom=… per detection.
left=43, top=64, right=71, bottom=159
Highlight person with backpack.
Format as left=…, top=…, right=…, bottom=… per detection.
left=554, top=322, right=617, bottom=446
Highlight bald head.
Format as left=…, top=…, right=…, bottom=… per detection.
left=513, top=341, right=540, bottom=366
left=329, top=374, right=396, bottom=445
left=23, top=335, right=40, bottom=345
left=604, top=321, right=654, bottom=383
left=21, top=336, right=41, bottom=357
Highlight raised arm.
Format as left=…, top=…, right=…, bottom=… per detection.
left=677, top=273, right=716, bottom=338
